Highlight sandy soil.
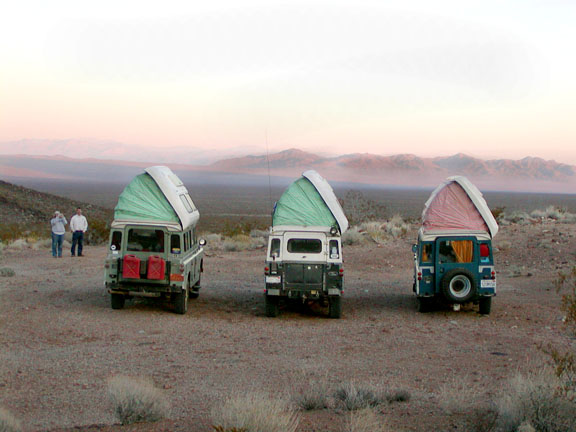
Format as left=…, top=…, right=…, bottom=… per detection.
left=0, top=222, right=574, bottom=432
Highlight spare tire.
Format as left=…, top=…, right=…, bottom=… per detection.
left=441, top=269, right=476, bottom=304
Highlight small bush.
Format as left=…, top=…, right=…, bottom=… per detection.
left=222, top=235, right=251, bottom=252
left=107, top=375, right=170, bottom=425
left=340, top=191, right=387, bottom=225
left=345, top=408, right=387, bottom=432
left=342, top=228, right=365, bottom=245
left=211, top=392, right=299, bottom=432
left=0, top=268, right=15, bottom=277
left=491, top=206, right=506, bottom=220
left=496, top=370, right=576, bottom=432
left=293, top=378, right=330, bottom=411
left=437, top=378, right=483, bottom=415
left=334, top=383, right=383, bottom=411
left=384, top=389, right=411, bottom=403
left=0, top=407, right=22, bottom=432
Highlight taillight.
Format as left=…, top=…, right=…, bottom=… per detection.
left=480, top=244, right=490, bottom=258
left=179, top=264, right=185, bottom=273
left=264, top=266, right=270, bottom=275
left=491, top=271, right=496, bottom=279
left=417, top=271, right=422, bottom=281
left=339, top=268, right=344, bottom=277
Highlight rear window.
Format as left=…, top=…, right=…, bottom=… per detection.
left=269, top=238, right=281, bottom=257
left=287, top=239, right=322, bottom=253
left=438, top=240, right=473, bottom=263
left=127, top=229, right=165, bottom=252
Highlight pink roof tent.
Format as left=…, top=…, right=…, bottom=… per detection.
left=420, top=176, right=499, bottom=240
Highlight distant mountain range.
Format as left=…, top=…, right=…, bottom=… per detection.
left=1, top=148, right=575, bottom=193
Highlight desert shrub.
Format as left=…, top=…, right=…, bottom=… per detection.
left=292, top=375, right=330, bottom=411
left=211, top=392, right=299, bottom=432
left=212, top=427, right=248, bottom=432
left=222, top=235, right=251, bottom=252
left=107, top=375, right=170, bottom=425
left=495, top=370, right=576, bottom=432
left=334, top=382, right=383, bottom=411
left=340, top=191, right=387, bottom=225
left=491, top=206, right=506, bottom=220
left=249, top=229, right=269, bottom=239
left=88, top=218, right=110, bottom=245
left=0, top=268, right=15, bottom=277
left=342, top=227, right=365, bottom=245
left=345, top=408, right=387, bottom=432
left=437, top=377, right=484, bottom=415
left=222, top=220, right=268, bottom=238
left=0, top=407, right=22, bottom=432
left=384, top=389, right=411, bottom=403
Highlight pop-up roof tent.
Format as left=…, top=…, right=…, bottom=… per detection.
left=272, top=170, right=349, bottom=233
left=112, top=166, right=199, bottom=231
left=419, top=175, right=498, bottom=240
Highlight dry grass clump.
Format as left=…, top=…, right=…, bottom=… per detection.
left=345, top=408, right=388, bottom=432
left=384, top=389, right=411, bottom=403
left=292, top=375, right=331, bottom=411
left=0, top=267, right=15, bottom=277
left=107, top=375, right=170, bottom=425
left=222, top=235, right=252, bottom=252
left=437, top=377, right=484, bottom=415
left=530, top=206, right=576, bottom=223
left=334, top=382, right=384, bottom=411
left=495, top=370, right=576, bottom=432
left=211, top=392, right=299, bottom=432
left=0, top=407, right=22, bottom=432
left=342, top=227, right=364, bottom=245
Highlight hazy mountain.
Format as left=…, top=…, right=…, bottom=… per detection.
left=1, top=149, right=575, bottom=193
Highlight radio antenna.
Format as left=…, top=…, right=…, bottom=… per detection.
left=265, top=128, right=273, bottom=225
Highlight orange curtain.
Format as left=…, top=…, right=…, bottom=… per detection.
left=452, top=240, right=473, bottom=263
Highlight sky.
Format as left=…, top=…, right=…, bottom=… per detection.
left=1, top=0, right=575, bottom=165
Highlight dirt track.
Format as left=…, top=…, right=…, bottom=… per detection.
left=0, top=222, right=574, bottom=431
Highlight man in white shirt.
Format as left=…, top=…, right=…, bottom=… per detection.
left=70, top=207, right=88, bottom=257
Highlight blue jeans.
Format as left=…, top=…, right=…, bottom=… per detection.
left=51, top=233, right=64, bottom=257
left=71, top=231, right=84, bottom=256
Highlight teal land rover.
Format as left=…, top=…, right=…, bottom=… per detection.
left=412, top=176, right=499, bottom=314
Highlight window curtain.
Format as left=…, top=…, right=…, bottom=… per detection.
left=452, top=240, right=473, bottom=263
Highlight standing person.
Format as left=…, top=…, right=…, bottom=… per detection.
left=70, top=207, right=88, bottom=257
left=50, top=211, right=67, bottom=258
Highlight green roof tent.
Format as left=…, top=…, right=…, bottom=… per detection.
left=272, top=170, right=349, bottom=233
left=112, top=166, right=199, bottom=231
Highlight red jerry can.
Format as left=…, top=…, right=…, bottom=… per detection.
left=122, top=255, right=141, bottom=279
left=147, top=256, right=166, bottom=280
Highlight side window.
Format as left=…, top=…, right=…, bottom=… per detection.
left=111, top=231, right=122, bottom=251
left=270, top=238, right=281, bottom=257
left=287, top=239, right=322, bottom=253
left=421, top=243, right=433, bottom=263
left=439, top=240, right=473, bottom=263
left=329, top=240, right=339, bottom=259
left=171, top=234, right=181, bottom=254
left=179, top=194, right=197, bottom=213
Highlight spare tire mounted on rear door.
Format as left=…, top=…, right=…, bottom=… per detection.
left=441, top=269, right=476, bottom=303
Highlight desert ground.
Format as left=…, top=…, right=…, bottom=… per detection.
left=0, top=220, right=575, bottom=431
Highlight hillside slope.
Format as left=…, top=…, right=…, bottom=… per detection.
left=0, top=180, right=113, bottom=235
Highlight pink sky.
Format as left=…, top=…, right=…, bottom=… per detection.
left=1, top=1, right=575, bottom=165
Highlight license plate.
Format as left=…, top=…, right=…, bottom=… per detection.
left=267, top=289, right=280, bottom=296
left=266, top=276, right=281, bottom=283
left=481, top=279, right=496, bottom=288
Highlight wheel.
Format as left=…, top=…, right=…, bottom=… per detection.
left=417, top=297, right=433, bottom=313
left=479, top=297, right=492, bottom=315
left=189, top=290, right=200, bottom=299
left=174, top=289, right=188, bottom=314
left=328, top=296, right=342, bottom=319
left=111, top=294, right=125, bottom=310
left=441, top=269, right=477, bottom=304
left=265, top=295, right=279, bottom=317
